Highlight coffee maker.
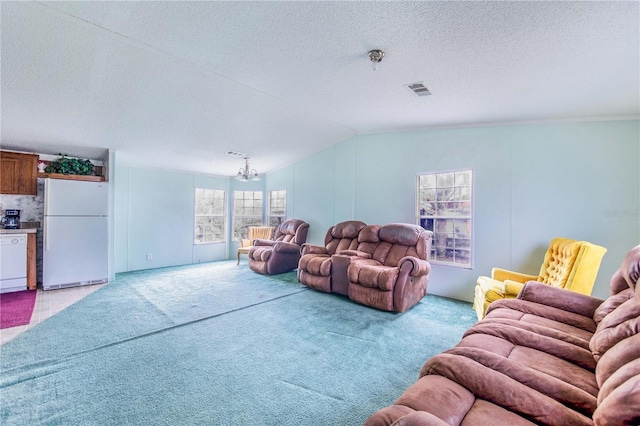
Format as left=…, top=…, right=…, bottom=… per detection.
left=1, top=209, right=21, bottom=229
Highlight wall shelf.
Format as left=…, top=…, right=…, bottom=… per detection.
left=38, top=173, right=105, bottom=182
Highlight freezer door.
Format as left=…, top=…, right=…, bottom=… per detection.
left=43, top=216, right=108, bottom=289
left=45, top=179, right=108, bottom=216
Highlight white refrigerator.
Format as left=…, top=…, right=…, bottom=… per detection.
left=43, top=179, right=109, bottom=290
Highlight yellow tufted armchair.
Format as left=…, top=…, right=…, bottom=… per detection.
left=237, top=226, right=274, bottom=264
left=473, top=237, right=607, bottom=320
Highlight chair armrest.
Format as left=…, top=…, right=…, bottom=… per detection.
left=503, top=279, right=525, bottom=298
left=240, top=239, right=251, bottom=248
left=300, top=244, right=327, bottom=256
left=517, top=281, right=604, bottom=318
left=273, top=241, right=302, bottom=254
left=337, top=250, right=372, bottom=259
left=492, top=267, right=538, bottom=283
left=253, top=238, right=276, bottom=247
left=399, top=257, right=431, bottom=276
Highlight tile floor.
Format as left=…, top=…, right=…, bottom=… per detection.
left=0, top=283, right=106, bottom=346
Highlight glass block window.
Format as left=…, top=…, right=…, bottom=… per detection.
left=194, top=189, right=226, bottom=244
left=233, top=191, right=263, bottom=240
left=268, top=190, right=286, bottom=227
left=417, top=170, right=472, bottom=268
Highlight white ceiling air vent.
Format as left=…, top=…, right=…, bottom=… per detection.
left=226, top=151, right=246, bottom=157
left=405, top=82, right=433, bottom=97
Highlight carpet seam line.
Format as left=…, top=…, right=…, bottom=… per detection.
left=0, top=288, right=308, bottom=383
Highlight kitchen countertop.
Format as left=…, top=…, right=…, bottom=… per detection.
left=0, top=228, right=38, bottom=234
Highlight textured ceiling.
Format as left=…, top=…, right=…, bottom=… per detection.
left=2, top=1, right=638, bottom=177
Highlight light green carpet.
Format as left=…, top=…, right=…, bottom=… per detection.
left=0, top=261, right=476, bottom=425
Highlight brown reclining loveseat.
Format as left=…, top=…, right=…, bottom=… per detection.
left=365, top=244, right=640, bottom=425
left=299, top=222, right=433, bottom=313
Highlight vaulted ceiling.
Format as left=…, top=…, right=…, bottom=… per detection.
left=2, top=1, right=638, bottom=177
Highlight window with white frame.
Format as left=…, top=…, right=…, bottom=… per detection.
left=194, top=189, right=226, bottom=243
left=268, top=190, right=286, bottom=227
left=233, top=191, right=263, bottom=240
left=417, top=170, right=472, bottom=268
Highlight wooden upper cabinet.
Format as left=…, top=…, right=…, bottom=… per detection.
left=0, top=151, right=38, bottom=195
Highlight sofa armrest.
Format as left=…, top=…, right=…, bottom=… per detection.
left=364, top=406, right=450, bottom=426
left=273, top=241, right=302, bottom=254
left=337, top=249, right=372, bottom=259
left=517, top=281, right=604, bottom=318
left=301, top=244, right=327, bottom=256
left=399, top=256, right=431, bottom=276
left=503, top=279, right=525, bottom=298
left=253, top=238, right=276, bottom=247
left=492, top=267, right=538, bottom=283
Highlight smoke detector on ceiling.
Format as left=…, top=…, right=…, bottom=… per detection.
left=405, top=82, right=433, bottom=97
left=226, top=151, right=246, bottom=158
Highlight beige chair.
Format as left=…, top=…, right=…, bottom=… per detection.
left=237, top=226, right=274, bottom=264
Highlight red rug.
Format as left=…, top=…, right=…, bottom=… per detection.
left=0, top=290, right=37, bottom=329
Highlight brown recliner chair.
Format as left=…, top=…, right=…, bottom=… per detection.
left=347, top=223, right=433, bottom=313
left=298, top=221, right=367, bottom=294
left=248, top=219, right=310, bottom=275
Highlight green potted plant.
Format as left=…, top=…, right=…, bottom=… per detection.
left=45, top=154, right=94, bottom=176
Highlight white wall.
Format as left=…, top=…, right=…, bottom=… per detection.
left=114, top=166, right=229, bottom=272
left=113, top=120, right=639, bottom=299
left=270, top=120, right=639, bottom=301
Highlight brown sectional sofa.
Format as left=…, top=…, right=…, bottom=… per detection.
left=365, top=245, right=640, bottom=425
left=298, top=221, right=433, bottom=313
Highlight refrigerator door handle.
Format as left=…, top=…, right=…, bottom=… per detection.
left=45, top=216, right=49, bottom=251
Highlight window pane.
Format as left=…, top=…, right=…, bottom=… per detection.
left=455, top=186, right=471, bottom=201
left=420, top=175, right=436, bottom=189
left=234, top=217, right=263, bottom=240
left=453, top=201, right=471, bottom=217
left=437, top=173, right=454, bottom=188
left=455, top=171, right=472, bottom=186
left=269, top=216, right=283, bottom=227
left=437, top=202, right=455, bottom=216
left=195, top=216, right=224, bottom=243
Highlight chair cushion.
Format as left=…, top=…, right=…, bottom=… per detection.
left=251, top=246, right=273, bottom=262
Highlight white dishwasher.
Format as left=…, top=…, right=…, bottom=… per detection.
left=0, top=234, right=27, bottom=293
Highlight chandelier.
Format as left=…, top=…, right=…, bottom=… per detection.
left=235, top=157, right=260, bottom=182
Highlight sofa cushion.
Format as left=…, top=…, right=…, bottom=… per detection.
left=348, top=282, right=394, bottom=311
left=419, top=351, right=594, bottom=425
left=379, top=223, right=422, bottom=246
left=593, top=370, right=640, bottom=426
left=486, top=298, right=597, bottom=334
left=593, top=333, right=640, bottom=425
left=348, top=261, right=398, bottom=291
left=461, top=325, right=597, bottom=393
left=325, top=222, right=362, bottom=254
left=590, top=297, right=640, bottom=361
left=332, top=221, right=365, bottom=239
left=299, top=254, right=332, bottom=277
left=593, top=288, right=634, bottom=324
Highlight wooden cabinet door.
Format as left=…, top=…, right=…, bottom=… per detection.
left=0, top=151, right=38, bottom=195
